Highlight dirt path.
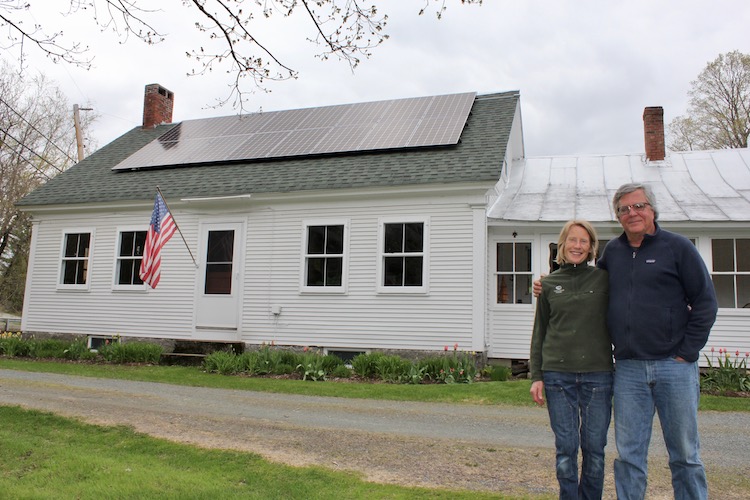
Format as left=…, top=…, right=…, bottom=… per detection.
left=1, top=369, right=748, bottom=498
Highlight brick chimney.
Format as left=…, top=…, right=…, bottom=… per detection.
left=643, top=106, right=665, bottom=161
left=143, top=84, right=174, bottom=128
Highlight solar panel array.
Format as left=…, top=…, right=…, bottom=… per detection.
left=112, top=92, right=477, bottom=171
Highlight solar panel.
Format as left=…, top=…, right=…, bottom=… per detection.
left=112, top=92, right=477, bottom=171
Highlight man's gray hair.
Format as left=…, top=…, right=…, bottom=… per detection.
left=612, top=183, right=659, bottom=220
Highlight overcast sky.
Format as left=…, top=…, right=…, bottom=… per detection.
left=11, top=1, right=750, bottom=158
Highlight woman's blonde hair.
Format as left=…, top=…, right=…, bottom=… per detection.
left=556, top=219, right=599, bottom=264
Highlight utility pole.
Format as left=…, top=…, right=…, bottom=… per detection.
left=73, top=104, right=93, bottom=162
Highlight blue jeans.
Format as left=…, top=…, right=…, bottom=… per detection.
left=613, top=358, right=707, bottom=500
left=543, top=371, right=613, bottom=500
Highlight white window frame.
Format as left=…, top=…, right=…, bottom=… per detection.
left=300, top=219, right=349, bottom=294
left=57, top=228, right=94, bottom=291
left=710, top=237, right=750, bottom=309
left=112, top=226, right=148, bottom=291
left=376, top=216, right=429, bottom=294
left=494, top=239, right=533, bottom=305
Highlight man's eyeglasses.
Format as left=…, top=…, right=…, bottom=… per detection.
left=616, top=202, right=651, bottom=216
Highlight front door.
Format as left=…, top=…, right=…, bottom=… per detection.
left=195, top=222, right=242, bottom=332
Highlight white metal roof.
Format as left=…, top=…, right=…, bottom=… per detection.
left=487, top=148, right=750, bottom=222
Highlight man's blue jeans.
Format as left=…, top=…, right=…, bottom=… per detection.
left=613, top=358, right=707, bottom=500
left=543, top=371, right=613, bottom=500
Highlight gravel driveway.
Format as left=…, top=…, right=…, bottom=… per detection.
left=1, top=369, right=749, bottom=498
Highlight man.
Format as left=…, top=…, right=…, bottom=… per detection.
left=534, top=183, right=718, bottom=499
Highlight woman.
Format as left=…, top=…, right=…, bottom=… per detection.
left=529, top=219, right=613, bottom=500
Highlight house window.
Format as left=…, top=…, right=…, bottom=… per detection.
left=61, top=232, right=91, bottom=285
left=711, top=238, right=750, bottom=308
left=382, top=222, right=424, bottom=288
left=116, top=231, right=146, bottom=286
left=305, top=224, right=344, bottom=287
left=496, top=241, right=532, bottom=304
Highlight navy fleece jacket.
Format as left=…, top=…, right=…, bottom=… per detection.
left=597, top=223, right=718, bottom=362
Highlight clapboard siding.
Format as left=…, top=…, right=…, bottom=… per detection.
left=485, top=226, right=750, bottom=366
left=23, top=210, right=199, bottom=339
left=239, top=193, right=479, bottom=351
left=487, top=306, right=535, bottom=359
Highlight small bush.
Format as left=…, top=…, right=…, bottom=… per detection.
left=296, top=353, right=327, bottom=381
left=331, top=364, right=352, bottom=379
left=376, top=355, right=412, bottom=383
left=203, top=351, right=242, bottom=375
left=321, top=353, right=345, bottom=372
left=702, top=348, right=750, bottom=393
left=351, top=352, right=384, bottom=379
left=485, top=365, right=512, bottom=382
left=420, top=354, right=477, bottom=384
left=98, top=341, right=163, bottom=364
left=0, top=332, right=29, bottom=357
left=64, top=338, right=97, bottom=361
left=27, top=339, right=70, bottom=359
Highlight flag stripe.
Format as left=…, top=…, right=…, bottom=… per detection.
left=139, top=192, right=176, bottom=288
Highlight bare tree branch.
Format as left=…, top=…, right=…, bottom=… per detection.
left=1, top=1, right=483, bottom=110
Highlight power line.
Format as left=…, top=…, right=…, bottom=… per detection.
left=0, top=124, right=62, bottom=179
left=0, top=96, right=77, bottom=164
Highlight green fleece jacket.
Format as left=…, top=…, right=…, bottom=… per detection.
left=530, top=263, right=613, bottom=381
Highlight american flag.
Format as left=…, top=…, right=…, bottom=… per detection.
left=139, top=192, right=176, bottom=288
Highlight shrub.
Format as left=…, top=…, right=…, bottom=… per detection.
left=0, top=332, right=28, bottom=357
left=331, top=364, right=352, bottom=379
left=296, top=353, right=327, bottom=381
left=321, top=353, right=345, bottom=372
left=403, top=363, right=429, bottom=384
left=98, top=341, right=163, bottom=364
left=351, top=352, right=384, bottom=379
left=63, top=338, right=97, bottom=361
left=27, top=339, right=70, bottom=359
left=484, top=364, right=512, bottom=382
left=203, top=351, right=242, bottom=375
left=375, top=355, right=412, bottom=383
left=244, top=345, right=282, bottom=375
left=420, top=353, right=477, bottom=384
left=702, top=348, right=750, bottom=393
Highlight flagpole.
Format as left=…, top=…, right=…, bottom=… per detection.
left=156, top=186, right=198, bottom=268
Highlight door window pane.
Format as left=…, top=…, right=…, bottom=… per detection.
left=205, top=230, right=234, bottom=294
left=496, top=241, right=532, bottom=304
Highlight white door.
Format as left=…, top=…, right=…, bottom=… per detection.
left=195, top=223, right=242, bottom=331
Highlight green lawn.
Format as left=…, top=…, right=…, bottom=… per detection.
left=0, top=405, right=527, bottom=499
left=0, top=358, right=747, bottom=499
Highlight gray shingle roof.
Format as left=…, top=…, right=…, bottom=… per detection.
left=18, top=91, right=519, bottom=208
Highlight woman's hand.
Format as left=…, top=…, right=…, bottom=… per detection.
left=530, top=380, right=545, bottom=406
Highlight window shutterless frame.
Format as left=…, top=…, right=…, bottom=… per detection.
left=711, top=237, right=750, bottom=309
left=57, top=228, right=94, bottom=290
left=376, top=217, right=429, bottom=294
left=113, top=227, right=148, bottom=290
left=300, top=219, right=349, bottom=294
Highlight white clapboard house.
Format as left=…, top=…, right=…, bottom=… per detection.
left=18, top=85, right=750, bottom=364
